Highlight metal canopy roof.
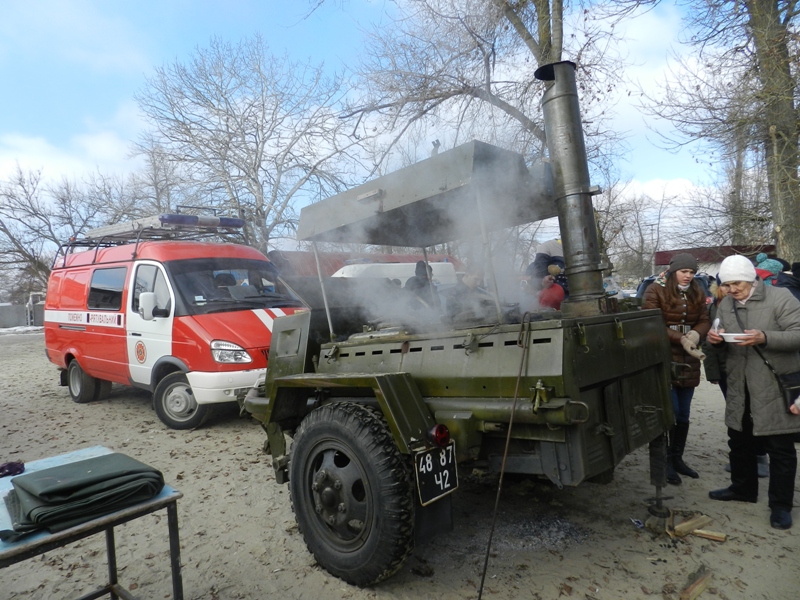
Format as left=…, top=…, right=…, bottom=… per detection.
left=297, top=140, right=557, bottom=247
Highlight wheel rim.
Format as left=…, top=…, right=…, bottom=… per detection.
left=162, top=381, right=197, bottom=422
left=303, top=439, right=373, bottom=551
left=69, top=366, right=82, bottom=396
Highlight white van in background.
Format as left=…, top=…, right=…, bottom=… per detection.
left=331, top=262, right=459, bottom=287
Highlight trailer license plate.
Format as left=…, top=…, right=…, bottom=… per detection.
left=414, top=441, right=458, bottom=506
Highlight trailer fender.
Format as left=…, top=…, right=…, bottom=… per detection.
left=266, top=372, right=437, bottom=455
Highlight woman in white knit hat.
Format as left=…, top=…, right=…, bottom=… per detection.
left=643, top=252, right=710, bottom=485
left=707, top=254, right=800, bottom=530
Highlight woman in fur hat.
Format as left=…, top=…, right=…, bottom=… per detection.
left=643, top=253, right=710, bottom=485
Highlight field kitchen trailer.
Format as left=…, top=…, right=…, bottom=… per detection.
left=244, top=62, right=674, bottom=586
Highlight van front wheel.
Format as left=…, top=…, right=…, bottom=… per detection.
left=154, top=372, right=209, bottom=430
left=68, top=360, right=97, bottom=403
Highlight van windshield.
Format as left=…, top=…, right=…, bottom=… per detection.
left=165, top=257, right=304, bottom=315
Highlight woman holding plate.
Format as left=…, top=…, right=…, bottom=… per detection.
left=707, top=254, right=800, bottom=530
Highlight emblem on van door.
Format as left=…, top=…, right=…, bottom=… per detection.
left=135, top=341, right=147, bottom=363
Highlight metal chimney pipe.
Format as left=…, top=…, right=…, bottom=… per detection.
left=535, top=61, right=607, bottom=317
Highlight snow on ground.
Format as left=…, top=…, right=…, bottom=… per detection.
left=0, top=326, right=43, bottom=335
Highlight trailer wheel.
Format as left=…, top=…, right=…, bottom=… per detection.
left=67, top=359, right=97, bottom=404
left=153, top=372, right=209, bottom=430
left=289, top=402, right=414, bottom=586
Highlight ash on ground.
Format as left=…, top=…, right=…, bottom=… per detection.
left=491, top=514, right=588, bottom=552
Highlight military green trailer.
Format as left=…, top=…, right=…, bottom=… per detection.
left=244, top=62, right=674, bottom=586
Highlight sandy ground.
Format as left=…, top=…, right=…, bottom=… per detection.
left=1, top=330, right=798, bottom=600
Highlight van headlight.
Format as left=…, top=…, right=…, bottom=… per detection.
left=211, top=340, right=252, bottom=363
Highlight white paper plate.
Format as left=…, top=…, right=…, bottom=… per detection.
left=720, top=333, right=753, bottom=342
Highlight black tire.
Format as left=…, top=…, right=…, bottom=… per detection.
left=289, top=403, right=414, bottom=586
left=67, top=359, right=97, bottom=403
left=95, top=379, right=113, bottom=400
left=153, top=372, right=209, bottom=430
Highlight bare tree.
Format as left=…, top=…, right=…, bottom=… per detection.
left=639, top=0, right=800, bottom=261
left=0, top=168, right=54, bottom=291
left=129, top=137, right=194, bottom=215
left=135, top=35, right=365, bottom=253
left=343, top=0, right=629, bottom=173
left=0, top=163, right=149, bottom=296
left=596, top=187, right=676, bottom=280
left=0, top=166, right=133, bottom=291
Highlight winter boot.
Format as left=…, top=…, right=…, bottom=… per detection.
left=672, top=422, right=699, bottom=479
left=666, top=428, right=681, bottom=485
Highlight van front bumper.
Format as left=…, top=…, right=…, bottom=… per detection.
left=187, top=368, right=267, bottom=405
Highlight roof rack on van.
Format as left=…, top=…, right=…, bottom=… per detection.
left=52, top=214, right=247, bottom=268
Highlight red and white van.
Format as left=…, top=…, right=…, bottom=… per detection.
left=44, top=214, right=304, bottom=429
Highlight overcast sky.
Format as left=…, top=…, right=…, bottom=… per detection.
left=0, top=1, right=703, bottom=202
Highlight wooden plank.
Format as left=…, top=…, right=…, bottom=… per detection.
left=691, top=529, right=727, bottom=542
left=680, top=567, right=713, bottom=600
left=673, top=515, right=713, bottom=537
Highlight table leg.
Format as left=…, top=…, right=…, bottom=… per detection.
left=167, top=501, right=184, bottom=600
left=105, top=526, right=119, bottom=600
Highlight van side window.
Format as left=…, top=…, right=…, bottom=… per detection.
left=88, top=267, right=127, bottom=310
left=133, top=265, right=171, bottom=314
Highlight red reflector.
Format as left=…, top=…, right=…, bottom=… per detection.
left=428, top=424, right=450, bottom=447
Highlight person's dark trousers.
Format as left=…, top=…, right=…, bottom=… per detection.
left=721, top=375, right=768, bottom=465
left=728, top=390, right=797, bottom=510
left=762, top=434, right=797, bottom=511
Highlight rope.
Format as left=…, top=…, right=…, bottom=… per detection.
left=477, top=312, right=532, bottom=599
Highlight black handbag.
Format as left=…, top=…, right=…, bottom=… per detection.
left=733, top=307, right=800, bottom=412
left=777, top=371, right=800, bottom=408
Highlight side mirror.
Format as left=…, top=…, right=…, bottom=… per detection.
left=138, top=292, right=156, bottom=321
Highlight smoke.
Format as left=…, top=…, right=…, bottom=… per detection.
left=290, top=141, right=565, bottom=327
left=296, top=141, right=556, bottom=247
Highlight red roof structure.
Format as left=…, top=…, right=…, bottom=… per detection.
left=654, top=245, right=776, bottom=269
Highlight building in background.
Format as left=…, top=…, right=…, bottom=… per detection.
left=654, top=246, right=777, bottom=278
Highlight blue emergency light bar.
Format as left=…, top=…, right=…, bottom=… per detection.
left=80, top=212, right=246, bottom=242
left=159, top=214, right=245, bottom=229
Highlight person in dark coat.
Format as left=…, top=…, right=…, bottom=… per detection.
left=775, top=262, right=800, bottom=303
left=405, top=261, right=439, bottom=309
left=644, top=253, right=711, bottom=485
left=703, top=279, right=728, bottom=395
left=707, top=254, right=800, bottom=530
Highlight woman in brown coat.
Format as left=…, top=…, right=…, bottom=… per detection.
left=644, top=253, right=711, bottom=484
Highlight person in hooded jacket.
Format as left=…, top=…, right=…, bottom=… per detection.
left=706, top=254, right=800, bottom=530
left=754, top=252, right=783, bottom=286
left=526, top=239, right=569, bottom=296
left=644, top=253, right=711, bottom=485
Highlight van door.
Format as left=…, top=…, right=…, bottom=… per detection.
left=126, top=262, right=175, bottom=387
left=83, top=266, right=128, bottom=379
